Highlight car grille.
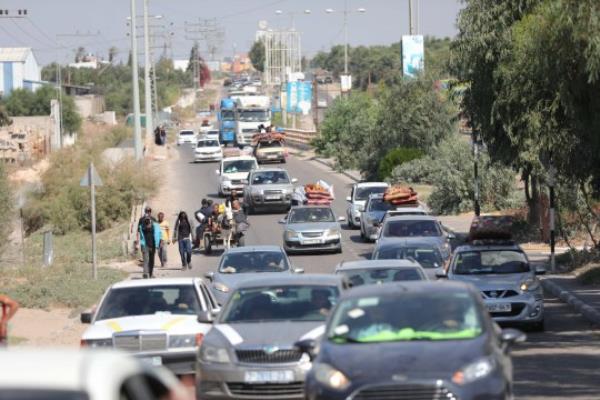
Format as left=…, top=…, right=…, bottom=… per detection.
left=264, top=190, right=283, bottom=195
left=236, top=349, right=303, bottom=364
left=301, top=232, right=323, bottom=238
left=352, top=383, right=457, bottom=400
left=482, top=290, right=519, bottom=299
left=490, top=302, right=526, bottom=317
left=113, top=332, right=167, bottom=352
left=231, top=179, right=244, bottom=185
left=227, top=382, right=303, bottom=397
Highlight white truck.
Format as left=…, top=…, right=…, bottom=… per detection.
left=232, top=95, right=271, bottom=147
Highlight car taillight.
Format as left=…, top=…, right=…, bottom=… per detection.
left=196, top=333, right=204, bottom=347
left=80, top=340, right=87, bottom=348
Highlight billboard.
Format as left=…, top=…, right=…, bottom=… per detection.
left=340, top=74, right=352, bottom=92
left=402, top=35, right=424, bottom=78
left=286, top=81, right=312, bottom=115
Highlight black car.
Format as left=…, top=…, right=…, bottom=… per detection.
left=299, top=281, right=525, bottom=400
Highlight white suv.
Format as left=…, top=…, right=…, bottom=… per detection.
left=216, top=155, right=258, bottom=196
left=176, top=129, right=197, bottom=145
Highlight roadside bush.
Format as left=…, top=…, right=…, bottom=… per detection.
left=0, top=163, right=12, bottom=250
left=378, top=147, right=424, bottom=180
left=392, top=136, right=518, bottom=215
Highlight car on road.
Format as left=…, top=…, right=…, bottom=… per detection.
left=204, top=245, right=303, bottom=305
left=216, top=156, right=258, bottom=197
left=442, top=241, right=546, bottom=331
left=0, top=349, right=188, bottom=400
left=377, top=215, right=452, bottom=259
left=195, top=138, right=223, bottom=162
left=80, top=278, right=219, bottom=377
left=196, top=274, right=346, bottom=400
left=299, top=281, right=526, bottom=400
left=360, top=193, right=427, bottom=241
left=334, top=259, right=428, bottom=287
left=243, top=167, right=297, bottom=214
left=371, top=238, right=448, bottom=280
left=346, top=182, right=388, bottom=229
left=255, top=140, right=287, bottom=164
left=177, top=129, right=197, bottom=146
left=281, top=205, right=345, bottom=254
left=204, top=129, right=220, bottom=141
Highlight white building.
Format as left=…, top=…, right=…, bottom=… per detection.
left=0, top=47, right=42, bottom=96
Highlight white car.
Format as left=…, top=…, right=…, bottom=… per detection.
left=346, top=182, right=389, bottom=228
left=0, top=349, right=188, bottom=400
left=195, top=138, right=223, bottom=162
left=80, top=278, right=219, bottom=376
left=216, top=155, right=258, bottom=197
left=176, top=129, right=197, bottom=145
left=204, top=129, right=220, bottom=141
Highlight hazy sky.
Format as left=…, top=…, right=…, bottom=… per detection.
left=0, top=0, right=462, bottom=65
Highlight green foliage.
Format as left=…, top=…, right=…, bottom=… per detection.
left=2, top=86, right=81, bottom=133
left=249, top=40, right=265, bottom=72
left=0, top=163, right=12, bottom=251
left=392, top=136, right=518, bottom=215
left=378, top=148, right=424, bottom=180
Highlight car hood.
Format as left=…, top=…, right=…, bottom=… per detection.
left=286, top=222, right=339, bottom=232
left=320, top=335, right=489, bottom=380
left=451, top=272, right=533, bottom=290
left=209, top=321, right=325, bottom=348
left=250, top=183, right=293, bottom=191
left=222, top=172, right=250, bottom=180
left=82, top=314, right=209, bottom=340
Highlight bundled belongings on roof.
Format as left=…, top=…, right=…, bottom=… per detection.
left=223, top=147, right=241, bottom=157
left=292, top=180, right=335, bottom=205
left=251, top=132, right=285, bottom=146
left=383, top=185, right=419, bottom=205
left=468, top=215, right=513, bottom=242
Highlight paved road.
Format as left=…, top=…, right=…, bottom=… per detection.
left=164, top=146, right=600, bottom=400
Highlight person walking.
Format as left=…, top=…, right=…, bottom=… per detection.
left=139, top=215, right=161, bottom=278
left=173, top=211, right=195, bottom=270
left=193, top=199, right=210, bottom=249
left=0, top=294, right=19, bottom=347
left=157, top=212, right=170, bottom=267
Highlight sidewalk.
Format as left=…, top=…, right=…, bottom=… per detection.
left=542, top=274, right=600, bottom=327
left=287, top=147, right=363, bottom=182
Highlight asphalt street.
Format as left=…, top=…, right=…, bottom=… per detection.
left=166, top=145, right=600, bottom=400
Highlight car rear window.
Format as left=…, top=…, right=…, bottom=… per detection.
left=338, top=268, right=425, bottom=287
left=179, top=131, right=194, bottom=136
left=384, top=220, right=442, bottom=237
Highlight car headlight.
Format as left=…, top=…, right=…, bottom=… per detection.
left=325, top=228, right=341, bottom=238
left=213, top=282, right=230, bottom=293
left=81, top=338, right=113, bottom=348
left=313, top=363, right=350, bottom=391
left=285, top=230, right=299, bottom=240
left=200, top=345, right=231, bottom=364
left=452, top=357, right=496, bottom=385
left=169, top=334, right=200, bottom=348
left=520, top=278, right=540, bottom=292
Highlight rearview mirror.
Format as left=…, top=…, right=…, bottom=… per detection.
left=534, top=265, right=546, bottom=275
left=291, top=178, right=298, bottom=184
left=435, top=271, right=448, bottom=279
left=198, top=310, right=214, bottom=324
left=338, top=216, right=346, bottom=222
left=215, top=169, right=220, bottom=175
left=278, top=218, right=287, bottom=224
left=500, top=328, right=526, bottom=352
left=204, top=272, right=215, bottom=281
left=346, top=196, right=352, bottom=202
left=447, top=232, right=456, bottom=240
left=294, top=339, right=318, bottom=361
left=293, top=268, right=305, bottom=274
left=80, top=311, right=93, bottom=324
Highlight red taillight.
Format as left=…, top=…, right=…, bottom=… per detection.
left=80, top=340, right=87, bottom=348
left=195, top=333, right=204, bottom=347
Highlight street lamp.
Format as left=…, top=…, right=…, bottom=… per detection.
left=274, top=9, right=311, bottom=30
left=325, top=3, right=366, bottom=75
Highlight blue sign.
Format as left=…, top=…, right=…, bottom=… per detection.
left=286, top=81, right=312, bottom=114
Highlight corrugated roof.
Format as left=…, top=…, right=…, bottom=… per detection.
left=0, top=47, right=31, bottom=62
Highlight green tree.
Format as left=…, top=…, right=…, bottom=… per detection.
left=108, top=46, right=118, bottom=64
left=378, top=148, right=424, bottom=180
left=249, top=40, right=265, bottom=72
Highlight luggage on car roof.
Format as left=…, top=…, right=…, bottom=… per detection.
left=468, top=215, right=513, bottom=241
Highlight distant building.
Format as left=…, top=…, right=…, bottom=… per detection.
left=0, top=47, right=42, bottom=96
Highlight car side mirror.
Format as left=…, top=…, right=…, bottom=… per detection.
left=534, top=265, right=546, bottom=275
left=294, top=339, right=318, bottom=361
left=80, top=311, right=93, bottom=324
left=293, top=268, right=305, bottom=274
left=198, top=310, right=214, bottom=324
left=447, top=233, right=456, bottom=240
left=291, top=178, right=298, bottom=184
left=215, top=169, right=220, bottom=175
left=500, top=328, right=526, bottom=352
left=435, top=271, right=448, bottom=279
left=346, top=196, right=352, bottom=202
left=278, top=218, right=287, bottom=224
left=210, top=308, right=221, bottom=317
left=338, top=216, right=346, bottom=222
left=204, top=272, right=215, bottom=281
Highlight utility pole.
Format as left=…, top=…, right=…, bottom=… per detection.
left=143, top=0, right=153, bottom=152
left=80, top=163, right=103, bottom=280
left=408, top=0, right=413, bottom=35
left=548, top=160, right=557, bottom=272
left=130, top=0, right=143, bottom=161
left=343, top=0, right=348, bottom=75
left=472, top=130, right=481, bottom=216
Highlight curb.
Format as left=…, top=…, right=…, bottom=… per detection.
left=541, top=278, right=600, bottom=326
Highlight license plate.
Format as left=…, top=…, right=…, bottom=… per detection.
left=141, top=356, right=162, bottom=366
left=265, top=195, right=281, bottom=200
left=267, top=154, right=279, bottom=159
left=487, top=303, right=512, bottom=312
left=302, top=239, right=321, bottom=245
left=244, top=370, right=294, bottom=383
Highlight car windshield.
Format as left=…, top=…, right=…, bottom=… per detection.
left=221, top=110, right=235, bottom=120
left=207, top=130, right=220, bottom=136
left=223, top=160, right=256, bottom=173
left=197, top=140, right=219, bottom=147
left=0, top=390, right=89, bottom=400
left=221, top=285, right=339, bottom=323
left=258, top=141, right=283, bottom=149
left=355, top=186, right=387, bottom=201
left=239, top=110, right=269, bottom=121
left=328, top=291, right=483, bottom=343
left=384, top=220, right=442, bottom=237
left=453, top=250, right=530, bottom=275
left=338, top=268, right=425, bottom=287
left=289, top=207, right=335, bottom=223
left=374, top=246, right=444, bottom=268
left=251, top=170, right=290, bottom=184
left=95, top=285, right=203, bottom=320
left=219, top=251, right=290, bottom=273
left=179, top=131, right=194, bottom=136
left=368, top=198, right=393, bottom=212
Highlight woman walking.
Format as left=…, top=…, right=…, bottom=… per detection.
left=173, top=211, right=195, bottom=270
left=157, top=212, right=170, bottom=267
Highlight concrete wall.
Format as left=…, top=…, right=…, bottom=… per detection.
left=74, top=95, right=105, bottom=118
left=0, top=115, right=54, bottom=162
